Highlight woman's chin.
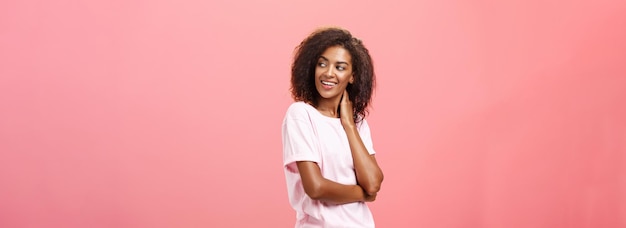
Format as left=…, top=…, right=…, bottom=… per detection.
left=318, top=93, right=340, bottom=100
left=316, top=87, right=343, bottom=100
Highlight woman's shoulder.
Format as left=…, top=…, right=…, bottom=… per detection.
left=285, top=101, right=315, bottom=118
left=287, top=101, right=310, bottom=109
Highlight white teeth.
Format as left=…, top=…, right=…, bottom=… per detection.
left=322, top=81, right=337, bottom=86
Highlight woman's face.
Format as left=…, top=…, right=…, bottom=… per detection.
left=314, top=45, right=354, bottom=101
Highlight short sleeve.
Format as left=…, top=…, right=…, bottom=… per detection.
left=358, top=119, right=376, bottom=155
left=282, top=104, right=320, bottom=171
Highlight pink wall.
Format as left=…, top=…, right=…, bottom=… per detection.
left=1, top=0, right=625, bottom=227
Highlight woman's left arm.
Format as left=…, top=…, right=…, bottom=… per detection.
left=340, top=91, right=384, bottom=196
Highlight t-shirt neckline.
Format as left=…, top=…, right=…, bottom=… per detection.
left=302, top=102, right=341, bottom=122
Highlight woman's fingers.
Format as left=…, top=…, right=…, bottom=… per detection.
left=340, top=90, right=355, bottom=127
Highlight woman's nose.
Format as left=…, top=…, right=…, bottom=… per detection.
left=325, top=66, right=334, bottom=76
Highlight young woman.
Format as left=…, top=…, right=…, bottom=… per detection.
left=282, top=27, right=384, bottom=228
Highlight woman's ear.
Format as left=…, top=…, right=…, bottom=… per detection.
left=349, top=75, right=354, bottom=84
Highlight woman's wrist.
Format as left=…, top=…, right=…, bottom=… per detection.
left=341, top=120, right=356, bottom=130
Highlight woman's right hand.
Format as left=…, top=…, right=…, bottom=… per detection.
left=339, top=90, right=356, bottom=129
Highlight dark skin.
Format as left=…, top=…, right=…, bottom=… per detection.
left=296, top=46, right=384, bottom=205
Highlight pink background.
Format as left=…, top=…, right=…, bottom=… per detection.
left=1, top=0, right=625, bottom=227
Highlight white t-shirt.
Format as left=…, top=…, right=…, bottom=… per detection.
left=282, top=101, right=376, bottom=228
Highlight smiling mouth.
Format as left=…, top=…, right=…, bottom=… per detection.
left=321, top=80, right=337, bottom=86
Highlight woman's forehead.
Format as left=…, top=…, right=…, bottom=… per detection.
left=319, top=46, right=352, bottom=63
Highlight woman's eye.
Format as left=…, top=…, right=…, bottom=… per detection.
left=337, top=66, right=345, bottom=71
left=318, top=62, right=326, bottom=67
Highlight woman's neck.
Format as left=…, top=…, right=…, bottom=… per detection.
left=315, top=97, right=341, bottom=118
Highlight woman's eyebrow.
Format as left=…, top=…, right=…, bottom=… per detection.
left=318, top=56, right=350, bottom=65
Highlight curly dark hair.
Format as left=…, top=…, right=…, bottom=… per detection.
left=290, top=27, right=375, bottom=123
